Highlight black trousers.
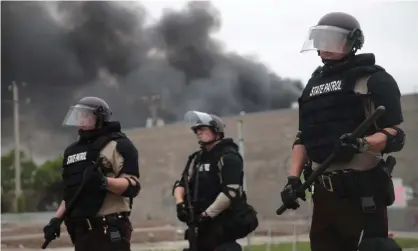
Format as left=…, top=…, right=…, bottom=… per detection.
left=310, top=183, right=388, bottom=251
left=66, top=217, right=133, bottom=251
left=186, top=218, right=241, bottom=251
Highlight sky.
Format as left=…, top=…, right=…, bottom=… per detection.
left=1, top=0, right=417, bottom=163
left=142, top=0, right=418, bottom=94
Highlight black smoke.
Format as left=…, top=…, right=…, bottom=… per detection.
left=1, top=1, right=302, bottom=159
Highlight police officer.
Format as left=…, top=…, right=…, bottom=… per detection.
left=172, top=111, right=258, bottom=251
left=280, top=12, right=405, bottom=251
left=42, top=97, right=140, bottom=251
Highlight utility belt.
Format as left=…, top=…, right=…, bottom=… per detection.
left=65, top=211, right=131, bottom=249
left=314, top=161, right=395, bottom=239
left=316, top=169, right=358, bottom=195
left=314, top=159, right=395, bottom=206
left=66, top=211, right=131, bottom=230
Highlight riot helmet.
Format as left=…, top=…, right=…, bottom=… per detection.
left=62, top=96, right=112, bottom=129
left=301, top=12, right=364, bottom=54
left=184, top=110, right=225, bottom=144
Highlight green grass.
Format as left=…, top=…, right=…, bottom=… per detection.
left=396, top=238, right=418, bottom=249
left=243, top=238, right=418, bottom=251
left=137, top=237, right=418, bottom=251
left=244, top=242, right=310, bottom=251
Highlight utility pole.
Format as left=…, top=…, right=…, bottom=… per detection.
left=141, top=95, right=163, bottom=127
left=11, top=81, right=21, bottom=213
left=6, top=81, right=30, bottom=212
left=237, top=111, right=247, bottom=191
left=237, top=111, right=252, bottom=248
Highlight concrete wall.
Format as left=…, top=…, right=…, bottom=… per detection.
left=125, top=94, right=418, bottom=228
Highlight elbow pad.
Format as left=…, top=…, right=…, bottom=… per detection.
left=221, top=184, right=241, bottom=202
left=121, top=177, right=141, bottom=198
left=380, top=127, right=406, bottom=154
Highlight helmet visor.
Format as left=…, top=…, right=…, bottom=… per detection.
left=62, top=104, right=96, bottom=127
left=184, top=110, right=213, bottom=131
left=301, top=25, right=354, bottom=54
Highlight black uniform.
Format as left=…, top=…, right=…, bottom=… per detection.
left=301, top=53, right=403, bottom=251
left=43, top=97, right=140, bottom=251
left=174, top=111, right=258, bottom=251
left=280, top=13, right=405, bottom=251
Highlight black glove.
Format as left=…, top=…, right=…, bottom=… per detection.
left=335, top=133, right=370, bottom=162
left=83, top=160, right=108, bottom=190
left=198, top=212, right=211, bottom=223
left=176, top=202, right=188, bottom=222
left=280, top=176, right=306, bottom=210
left=91, top=168, right=108, bottom=189
left=43, top=217, right=62, bottom=241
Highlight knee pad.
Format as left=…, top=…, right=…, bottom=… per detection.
left=215, top=241, right=242, bottom=251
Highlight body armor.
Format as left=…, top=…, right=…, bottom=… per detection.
left=62, top=133, right=123, bottom=218
left=298, top=58, right=384, bottom=163
left=187, top=140, right=242, bottom=214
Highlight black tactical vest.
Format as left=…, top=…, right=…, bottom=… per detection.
left=62, top=132, right=124, bottom=218
left=298, top=63, right=384, bottom=163
left=187, top=142, right=243, bottom=214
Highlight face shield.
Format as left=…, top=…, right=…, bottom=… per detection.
left=62, top=104, right=97, bottom=127
left=184, top=110, right=214, bottom=132
left=301, top=25, right=354, bottom=54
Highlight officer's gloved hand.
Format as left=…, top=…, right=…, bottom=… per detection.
left=335, top=133, right=369, bottom=162
left=176, top=202, right=188, bottom=222
left=92, top=168, right=108, bottom=189
left=198, top=211, right=211, bottom=223
left=84, top=161, right=108, bottom=190
left=43, top=217, right=62, bottom=241
left=280, top=176, right=306, bottom=210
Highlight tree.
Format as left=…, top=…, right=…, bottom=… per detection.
left=33, top=156, right=63, bottom=190
left=33, top=156, right=64, bottom=211
left=1, top=149, right=38, bottom=212
left=1, top=149, right=38, bottom=193
left=1, top=150, right=64, bottom=212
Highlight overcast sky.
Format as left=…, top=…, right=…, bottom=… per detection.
left=142, top=0, right=418, bottom=95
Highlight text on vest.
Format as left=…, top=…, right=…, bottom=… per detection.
left=66, top=151, right=87, bottom=165
left=309, top=80, right=342, bottom=97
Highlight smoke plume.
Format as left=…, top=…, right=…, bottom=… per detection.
left=1, top=1, right=302, bottom=160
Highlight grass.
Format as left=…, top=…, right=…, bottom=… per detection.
left=136, top=238, right=418, bottom=251
left=244, top=242, right=310, bottom=251
left=396, top=238, right=418, bottom=249
left=243, top=238, right=418, bottom=251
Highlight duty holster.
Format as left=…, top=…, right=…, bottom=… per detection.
left=302, top=161, right=313, bottom=192
left=355, top=158, right=401, bottom=251
left=356, top=166, right=388, bottom=238
left=382, top=156, right=396, bottom=206
left=105, top=215, right=128, bottom=251
left=358, top=156, right=402, bottom=251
